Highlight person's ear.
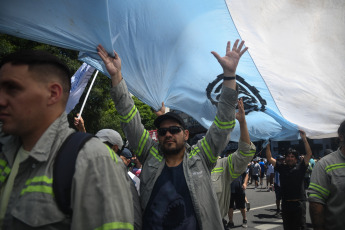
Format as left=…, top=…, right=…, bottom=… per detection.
left=112, top=145, right=119, bottom=153
left=47, top=82, right=63, bottom=106
left=183, top=129, right=189, bottom=141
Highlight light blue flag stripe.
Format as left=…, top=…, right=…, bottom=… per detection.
left=2, top=0, right=341, bottom=140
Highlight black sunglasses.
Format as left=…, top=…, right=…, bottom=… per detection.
left=157, top=126, right=183, bottom=136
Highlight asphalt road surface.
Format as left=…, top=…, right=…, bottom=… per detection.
left=223, top=179, right=313, bottom=230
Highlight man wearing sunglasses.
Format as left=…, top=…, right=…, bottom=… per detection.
left=98, top=39, right=248, bottom=230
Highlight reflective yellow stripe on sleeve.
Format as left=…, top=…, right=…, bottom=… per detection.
left=135, top=130, right=149, bottom=157
left=308, top=193, right=324, bottom=201
left=308, top=182, right=330, bottom=197
left=119, top=105, right=138, bottom=123
left=211, top=167, right=224, bottom=173
left=325, top=163, right=345, bottom=173
left=239, top=149, right=256, bottom=157
left=189, top=146, right=200, bottom=158
left=150, top=146, right=163, bottom=162
left=106, top=145, right=118, bottom=163
left=94, top=222, right=134, bottom=230
left=201, top=138, right=217, bottom=163
left=227, top=154, right=240, bottom=179
left=214, top=116, right=236, bottom=129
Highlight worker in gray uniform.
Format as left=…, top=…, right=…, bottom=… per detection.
left=97, top=39, right=248, bottom=229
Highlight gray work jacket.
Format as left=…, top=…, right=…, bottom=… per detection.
left=211, top=140, right=256, bottom=218
left=0, top=113, right=134, bottom=230
left=110, top=79, right=238, bottom=229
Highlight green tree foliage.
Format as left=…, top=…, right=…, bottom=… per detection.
left=133, top=97, right=157, bottom=130
left=0, top=34, right=158, bottom=137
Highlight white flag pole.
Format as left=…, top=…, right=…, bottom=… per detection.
left=78, top=70, right=99, bottom=119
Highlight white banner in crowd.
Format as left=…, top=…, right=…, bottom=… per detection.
left=1, top=0, right=344, bottom=140
left=66, top=63, right=95, bottom=114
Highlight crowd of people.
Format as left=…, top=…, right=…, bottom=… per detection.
left=0, top=39, right=344, bottom=230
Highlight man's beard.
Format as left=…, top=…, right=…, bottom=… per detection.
left=161, top=139, right=185, bottom=156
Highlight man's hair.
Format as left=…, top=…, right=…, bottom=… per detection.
left=285, top=148, right=298, bottom=159
left=338, top=120, right=345, bottom=147
left=0, top=50, right=71, bottom=96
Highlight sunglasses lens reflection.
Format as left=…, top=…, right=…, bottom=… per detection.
left=158, top=126, right=182, bottom=136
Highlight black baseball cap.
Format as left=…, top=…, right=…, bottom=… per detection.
left=154, top=112, right=186, bottom=129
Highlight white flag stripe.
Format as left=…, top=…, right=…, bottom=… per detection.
left=66, top=63, right=95, bottom=114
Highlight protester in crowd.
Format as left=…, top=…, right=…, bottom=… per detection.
left=210, top=98, right=255, bottom=229
left=129, top=155, right=142, bottom=177
left=266, top=162, right=274, bottom=191
left=308, top=120, right=345, bottom=230
left=248, top=162, right=253, bottom=184
left=96, top=132, right=142, bottom=230
left=252, top=158, right=261, bottom=189
left=259, top=158, right=266, bottom=188
left=274, top=155, right=284, bottom=217
left=0, top=50, right=134, bottom=229
left=227, top=170, right=250, bottom=229
left=98, top=39, right=248, bottom=229
left=75, top=115, right=143, bottom=177
left=266, top=130, right=312, bottom=230
left=74, top=116, right=142, bottom=229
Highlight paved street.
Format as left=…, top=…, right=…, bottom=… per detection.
left=224, top=180, right=313, bottom=230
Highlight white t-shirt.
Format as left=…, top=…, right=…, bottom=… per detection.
left=128, top=171, right=140, bottom=195
left=267, top=164, right=274, bottom=174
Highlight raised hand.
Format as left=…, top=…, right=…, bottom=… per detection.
left=97, top=44, right=122, bottom=85
left=211, top=39, right=248, bottom=76
left=235, top=98, right=245, bottom=123
left=299, top=130, right=307, bottom=139
left=154, top=102, right=166, bottom=117
left=74, top=113, right=86, bottom=133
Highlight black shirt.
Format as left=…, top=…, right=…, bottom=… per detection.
left=275, top=160, right=307, bottom=201
left=231, top=169, right=248, bottom=194
left=142, top=162, right=199, bottom=230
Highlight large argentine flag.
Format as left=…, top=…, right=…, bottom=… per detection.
left=1, top=0, right=344, bottom=141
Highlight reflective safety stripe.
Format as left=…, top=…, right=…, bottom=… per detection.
left=201, top=138, right=217, bottom=163
left=227, top=155, right=240, bottom=179
left=308, top=182, right=330, bottom=197
left=189, top=147, right=200, bottom=158
left=308, top=193, right=324, bottom=201
left=214, top=116, right=236, bottom=129
left=150, top=146, right=162, bottom=162
left=25, top=175, right=52, bottom=185
left=119, top=105, right=137, bottom=123
left=0, top=159, right=7, bottom=167
left=106, top=145, right=118, bottom=163
left=0, top=165, right=11, bottom=183
left=21, top=185, right=53, bottom=196
left=211, top=167, right=224, bottom=173
left=135, top=130, right=149, bottom=157
left=94, top=222, right=134, bottom=230
left=21, top=176, right=53, bottom=196
left=239, top=149, right=255, bottom=157
left=325, top=163, right=345, bottom=173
